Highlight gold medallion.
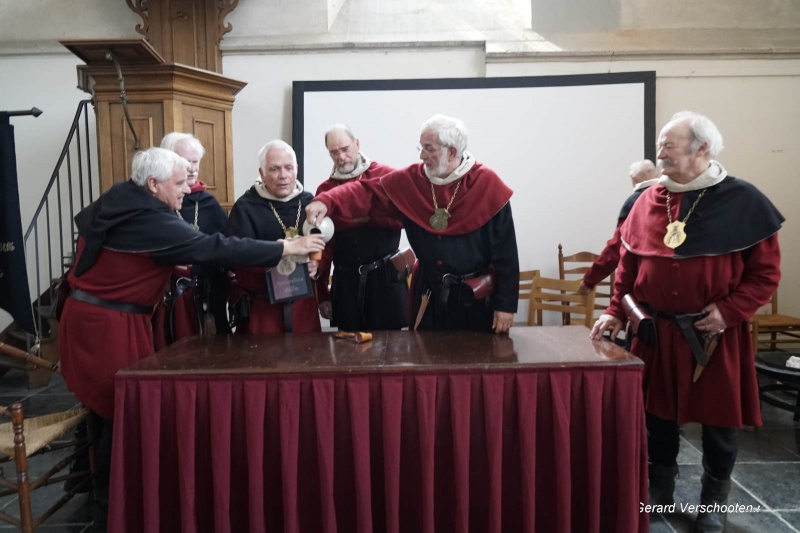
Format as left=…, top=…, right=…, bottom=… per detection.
left=276, top=258, right=296, bottom=275
left=664, top=221, right=687, bottom=249
left=284, top=227, right=299, bottom=239
left=429, top=208, right=450, bottom=230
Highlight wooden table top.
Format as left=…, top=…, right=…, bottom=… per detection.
left=118, top=326, right=641, bottom=376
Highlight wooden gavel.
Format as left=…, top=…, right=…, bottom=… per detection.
left=334, top=331, right=373, bottom=343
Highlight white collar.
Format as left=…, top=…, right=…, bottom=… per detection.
left=425, top=151, right=476, bottom=185
left=330, top=152, right=371, bottom=180
left=254, top=179, right=304, bottom=202
left=658, top=160, right=727, bottom=193
left=633, top=178, right=660, bottom=192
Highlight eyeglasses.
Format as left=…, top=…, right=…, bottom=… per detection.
left=417, top=143, right=445, bottom=155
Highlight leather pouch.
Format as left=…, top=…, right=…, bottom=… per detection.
left=622, top=293, right=656, bottom=346
left=388, top=248, right=415, bottom=283
left=463, top=271, right=496, bottom=301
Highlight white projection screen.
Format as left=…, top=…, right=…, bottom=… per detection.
left=293, top=72, right=655, bottom=297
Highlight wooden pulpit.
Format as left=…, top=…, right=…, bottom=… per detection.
left=60, top=39, right=246, bottom=210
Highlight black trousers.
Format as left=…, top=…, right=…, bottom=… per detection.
left=646, top=411, right=739, bottom=480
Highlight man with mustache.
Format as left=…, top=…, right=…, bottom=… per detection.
left=152, top=132, right=230, bottom=347
left=314, top=124, right=408, bottom=331
left=226, top=140, right=323, bottom=334
left=307, top=114, right=519, bottom=333
left=590, top=111, right=783, bottom=532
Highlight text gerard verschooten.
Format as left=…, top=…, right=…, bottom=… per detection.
left=640, top=502, right=762, bottom=514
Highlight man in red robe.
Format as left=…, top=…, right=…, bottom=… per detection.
left=590, top=111, right=783, bottom=532
left=152, top=132, right=230, bottom=348
left=59, top=147, right=324, bottom=528
left=579, top=159, right=660, bottom=294
left=226, top=140, right=322, bottom=334
left=307, top=114, right=519, bottom=333
left=315, top=125, right=408, bottom=331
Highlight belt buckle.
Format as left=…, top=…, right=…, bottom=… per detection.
left=358, top=261, right=377, bottom=275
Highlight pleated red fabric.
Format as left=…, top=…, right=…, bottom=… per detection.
left=110, top=367, right=647, bottom=533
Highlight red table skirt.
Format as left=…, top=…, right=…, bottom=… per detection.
left=110, top=368, right=647, bottom=532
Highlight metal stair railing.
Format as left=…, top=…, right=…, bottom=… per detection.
left=12, top=99, right=98, bottom=350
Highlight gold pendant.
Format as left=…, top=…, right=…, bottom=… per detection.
left=664, top=220, right=687, bottom=249
left=429, top=208, right=450, bottom=230
left=284, top=227, right=299, bottom=239
left=276, top=258, right=296, bottom=275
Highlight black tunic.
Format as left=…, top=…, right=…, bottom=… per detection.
left=407, top=203, right=519, bottom=331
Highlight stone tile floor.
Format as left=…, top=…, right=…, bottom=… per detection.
left=1, top=368, right=798, bottom=532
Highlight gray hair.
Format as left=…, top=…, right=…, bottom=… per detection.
left=629, top=159, right=657, bottom=180
left=131, top=147, right=190, bottom=187
left=420, top=114, right=468, bottom=157
left=160, top=132, right=206, bottom=158
left=324, top=124, right=356, bottom=145
left=257, top=140, right=297, bottom=172
left=669, top=111, right=724, bottom=157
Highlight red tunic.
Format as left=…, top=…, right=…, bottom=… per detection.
left=60, top=242, right=170, bottom=419
left=609, top=182, right=782, bottom=428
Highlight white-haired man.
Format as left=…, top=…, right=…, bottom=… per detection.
left=59, top=147, right=324, bottom=528
left=226, top=140, right=322, bottom=334
left=579, top=159, right=660, bottom=294
left=590, top=112, right=783, bottom=532
left=307, top=114, right=519, bottom=333
left=314, top=125, right=408, bottom=331
left=154, top=132, right=230, bottom=347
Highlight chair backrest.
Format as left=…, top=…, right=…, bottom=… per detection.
left=557, top=243, right=614, bottom=318
left=529, top=273, right=596, bottom=328
left=518, top=270, right=540, bottom=325
left=752, top=292, right=779, bottom=316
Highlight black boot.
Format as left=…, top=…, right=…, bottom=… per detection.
left=649, top=463, right=678, bottom=506
left=694, top=471, right=731, bottom=532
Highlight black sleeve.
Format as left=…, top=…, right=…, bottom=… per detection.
left=489, top=203, right=520, bottom=313
left=149, top=233, right=284, bottom=269
left=205, top=201, right=229, bottom=235
left=225, top=200, right=257, bottom=239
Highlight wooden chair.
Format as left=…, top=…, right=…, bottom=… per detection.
left=750, top=292, right=800, bottom=352
left=0, top=342, right=93, bottom=533
left=557, top=244, right=614, bottom=321
left=528, top=273, right=596, bottom=328
left=518, top=269, right=540, bottom=325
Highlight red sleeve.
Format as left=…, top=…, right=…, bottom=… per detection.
left=583, top=224, right=622, bottom=289
left=715, top=234, right=781, bottom=327
left=605, top=244, right=637, bottom=322
left=315, top=178, right=402, bottom=229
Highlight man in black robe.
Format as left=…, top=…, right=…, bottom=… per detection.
left=315, top=125, right=408, bottom=331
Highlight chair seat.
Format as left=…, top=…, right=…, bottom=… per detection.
left=751, top=314, right=800, bottom=329
left=0, top=407, right=86, bottom=457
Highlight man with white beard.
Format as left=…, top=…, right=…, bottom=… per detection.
left=307, top=114, right=519, bottom=332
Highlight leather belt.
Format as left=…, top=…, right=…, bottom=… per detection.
left=337, top=254, right=393, bottom=324
left=420, top=267, right=486, bottom=306
left=70, top=288, right=153, bottom=315
left=644, top=304, right=709, bottom=366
